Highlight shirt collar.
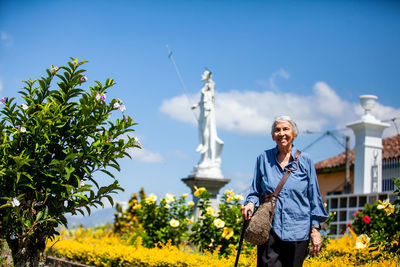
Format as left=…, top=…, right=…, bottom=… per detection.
left=273, top=144, right=297, bottom=162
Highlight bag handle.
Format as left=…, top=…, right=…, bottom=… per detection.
left=269, top=150, right=301, bottom=202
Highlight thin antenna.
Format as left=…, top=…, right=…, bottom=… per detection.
left=166, top=44, right=198, bottom=120
left=390, top=118, right=400, bottom=135
left=302, top=133, right=328, bottom=151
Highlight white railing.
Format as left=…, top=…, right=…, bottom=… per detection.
left=325, top=192, right=398, bottom=238
left=382, top=157, right=400, bottom=192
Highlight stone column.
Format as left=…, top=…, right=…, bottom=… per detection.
left=182, top=176, right=230, bottom=220
left=347, top=95, right=389, bottom=194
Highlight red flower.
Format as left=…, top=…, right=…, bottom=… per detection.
left=354, top=211, right=360, bottom=217
left=346, top=222, right=352, bottom=228
left=363, top=215, right=371, bottom=224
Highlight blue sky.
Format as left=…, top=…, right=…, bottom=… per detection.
left=1, top=0, right=400, bottom=208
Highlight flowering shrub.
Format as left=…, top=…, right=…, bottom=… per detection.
left=306, top=227, right=400, bottom=266
left=0, top=58, right=139, bottom=266
left=46, top=227, right=257, bottom=267
left=114, top=188, right=193, bottom=247
left=349, top=178, right=400, bottom=254
left=46, top=226, right=400, bottom=267
left=189, top=187, right=250, bottom=256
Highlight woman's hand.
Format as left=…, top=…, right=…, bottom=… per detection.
left=241, top=202, right=254, bottom=220
left=310, top=228, right=322, bottom=256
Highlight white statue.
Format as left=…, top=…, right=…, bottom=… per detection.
left=190, top=70, right=224, bottom=178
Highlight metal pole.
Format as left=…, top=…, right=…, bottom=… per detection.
left=344, top=136, right=351, bottom=193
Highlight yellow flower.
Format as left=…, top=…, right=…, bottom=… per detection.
left=385, top=203, right=395, bottom=216
left=169, top=219, right=180, bottom=228
left=391, top=240, right=399, bottom=246
left=182, top=193, right=188, bottom=198
left=188, top=201, right=195, bottom=207
left=225, top=189, right=234, bottom=196
left=165, top=193, right=175, bottom=203
left=221, top=227, right=234, bottom=240
left=213, top=218, right=225, bottom=228
left=234, top=194, right=244, bottom=201
left=226, top=196, right=234, bottom=202
left=133, top=204, right=142, bottom=210
left=377, top=199, right=390, bottom=210
left=206, top=207, right=214, bottom=215
left=194, top=186, right=206, bottom=197
left=146, top=193, right=157, bottom=204
left=324, top=202, right=327, bottom=208
left=355, top=234, right=370, bottom=249
left=186, top=217, right=194, bottom=225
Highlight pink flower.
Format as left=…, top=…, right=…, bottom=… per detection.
left=354, top=211, right=360, bottom=217
left=346, top=222, right=352, bottom=228
left=81, top=76, right=87, bottom=82
left=124, top=117, right=128, bottom=122
left=51, top=66, right=59, bottom=74
left=363, top=215, right=371, bottom=224
left=0, top=97, right=7, bottom=104
left=15, top=125, right=20, bottom=129
left=95, top=93, right=106, bottom=101
left=114, top=102, right=121, bottom=109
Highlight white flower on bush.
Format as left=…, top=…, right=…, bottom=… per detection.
left=20, top=127, right=26, bottom=133
left=213, top=218, right=225, bottom=228
left=114, top=102, right=121, bottom=109
left=169, top=219, right=180, bottom=228
left=165, top=193, right=175, bottom=203
left=119, top=105, right=126, bottom=112
left=22, top=104, right=28, bottom=110
left=234, top=194, right=244, bottom=201
left=355, top=234, right=370, bottom=249
left=11, top=197, right=20, bottom=207
left=80, top=180, right=85, bottom=187
left=146, top=193, right=157, bottom=204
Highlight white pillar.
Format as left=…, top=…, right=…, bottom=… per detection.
left=347, top=95, right=389, bottom=194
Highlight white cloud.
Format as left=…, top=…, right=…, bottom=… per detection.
left=269, top=68, right=290, bottom=91
left=0, top=31, right=13, bottom=47
left=256, top=68, right=290, bottom=91
left=130, top=148, right=165, bottom=163
left=118, top=133, right=165, bottom=163
left=160, top=81, right=400, bottom=137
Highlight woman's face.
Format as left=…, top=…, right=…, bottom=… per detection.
left=272, top=121, right=297, bottom=148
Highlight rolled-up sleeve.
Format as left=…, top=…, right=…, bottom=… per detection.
left=307, top=157, right=329, bottom=225
left=245, top=155, right=263, bottom=208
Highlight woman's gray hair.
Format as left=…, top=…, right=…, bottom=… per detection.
left=271, top=115, right=298, bottom=135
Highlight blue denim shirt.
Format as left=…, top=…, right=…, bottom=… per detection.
left=245, top=146, right=329, bottom=241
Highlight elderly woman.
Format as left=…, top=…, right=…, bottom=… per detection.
left=241, top=116, right=328, bottom=267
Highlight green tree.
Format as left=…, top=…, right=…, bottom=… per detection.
left=0, top=58, right=139, bottom=266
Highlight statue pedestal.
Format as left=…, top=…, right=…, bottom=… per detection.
left=190, top=163, right=224, bottom=179
left=182, top=176, right=230, bottom=220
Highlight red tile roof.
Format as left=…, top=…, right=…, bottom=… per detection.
left=315, top=134, right=400, bottom=171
